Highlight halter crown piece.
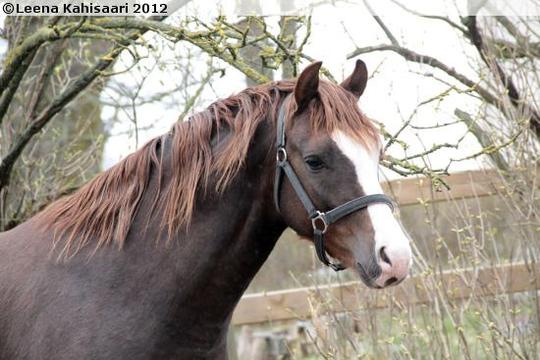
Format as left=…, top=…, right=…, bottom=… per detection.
left=273, top=99, right=395, bottom=271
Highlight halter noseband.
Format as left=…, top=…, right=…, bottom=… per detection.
left=273, top=100, right=395, bottom=271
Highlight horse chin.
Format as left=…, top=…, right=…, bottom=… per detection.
left=355, top=262, right=382, bottom=289
left=296, top=234, right=382, bottom=289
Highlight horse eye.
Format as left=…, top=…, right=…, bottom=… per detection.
left=304, top=155, right=324, bottom=171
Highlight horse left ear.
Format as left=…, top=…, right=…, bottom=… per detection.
left=340, top=59, right=368, bottom=98
left=294, top=61, right=322, bottom=112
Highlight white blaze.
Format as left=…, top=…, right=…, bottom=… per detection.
left=331, top=130, right=411, bottom=286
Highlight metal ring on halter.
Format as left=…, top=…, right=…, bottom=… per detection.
left=276, top=147, right=287, bottom=164
left=311, top=211, right=328, bottom=234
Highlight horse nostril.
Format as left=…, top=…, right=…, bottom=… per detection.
left=379, top=246, right=392, bottom=266
left=384, top=277, right=398, bottom=287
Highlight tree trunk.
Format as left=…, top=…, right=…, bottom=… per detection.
left=236, top=1, right=274, bottom=87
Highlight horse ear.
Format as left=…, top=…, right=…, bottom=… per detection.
left=340, top=59, right=368, bottom=98
left=294, top=61, right=322, bottom=111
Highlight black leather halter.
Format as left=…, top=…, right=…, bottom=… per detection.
left=273, top=100, right=395, bottom=271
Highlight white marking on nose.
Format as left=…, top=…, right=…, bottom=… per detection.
left=331, top=130, right=412, bottom=287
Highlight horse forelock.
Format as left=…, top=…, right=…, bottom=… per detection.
left=303, top=81, right=381, bottom=150
left=37, top=79, right=379, bottom=258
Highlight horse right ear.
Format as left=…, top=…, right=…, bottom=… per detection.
left=340, top=59, right=368, bottom=98
left=294, top=61, right=322, bottom=112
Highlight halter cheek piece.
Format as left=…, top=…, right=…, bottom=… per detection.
left=273, top=101, right=395, bottom=271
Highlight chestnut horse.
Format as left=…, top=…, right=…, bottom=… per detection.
left=0, top=60, right=412, bottom=359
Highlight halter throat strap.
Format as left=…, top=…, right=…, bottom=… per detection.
left=273, top=99, right=395, bottom=272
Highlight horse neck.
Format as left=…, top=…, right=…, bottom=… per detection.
left=126, top=118, right=285, bottom=333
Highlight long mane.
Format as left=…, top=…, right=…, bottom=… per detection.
left=37, top=79, right=379, bottom=257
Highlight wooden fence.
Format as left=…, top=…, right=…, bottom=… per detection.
left=232, top=169, right=539, bottom=326
left=381, top=168, right=501, bottom=206
left=233, top=262, right=540, bottom=325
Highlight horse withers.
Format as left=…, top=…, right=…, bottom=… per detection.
left=0, top=60, right=412, bottom=359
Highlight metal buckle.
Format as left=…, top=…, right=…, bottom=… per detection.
left=311, top=211, right=328, bottom=234
left=276, top=147, right=287, bottom=164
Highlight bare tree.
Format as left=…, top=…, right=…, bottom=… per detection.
left=0, top=15, right=315, bottom=228
left=0, top=17, right=111, bottom=229
left=347, top=8, right=539, bottom=174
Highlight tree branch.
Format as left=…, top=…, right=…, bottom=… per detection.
left=0, top=20, right=84, bottom=99
left=363, top=0, right=399, bottom=46
left=0, top=43, right=125, bottom=191
left=25, top=40, right=68, bottom=120
left=454, top=108, right=510, bottom=171
left=462, top=16, right=540, bottom=138
left=347, top=44, right=499, bottom=107
left=389, top=0, right=469, bottom=37
left=489, top=37, right=540, bottom=58
left=0, top=19, right=163, bottom=192
left=0, top=15, right=281, bottom=192
left=0, top=48, right=37, bottom=126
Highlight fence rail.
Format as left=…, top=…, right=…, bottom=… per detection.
left=381, top=168, right=501, bottom=206
left=232, top=169, right=538, bottom=326
left=233, top=262, right=540, bottom=325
